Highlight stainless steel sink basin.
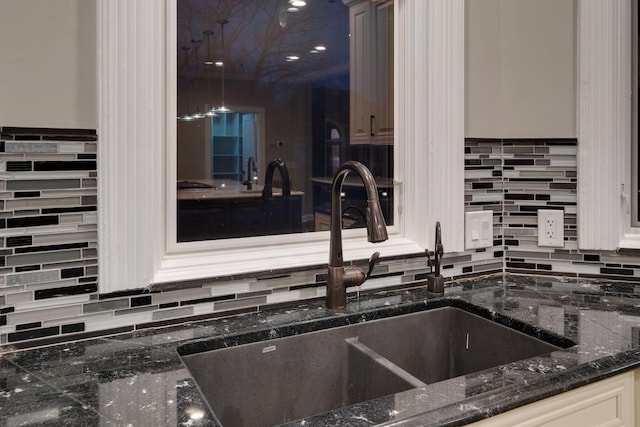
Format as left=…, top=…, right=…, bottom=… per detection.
left=178, top=302, right=574, bottom=427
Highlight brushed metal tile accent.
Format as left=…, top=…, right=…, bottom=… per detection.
left=266, top=288, right=318, bottom=305
left=441, top=254, right=473, bottom=264
left=84, top=312, right=150, bottom=332
left=115, top=305, right=160, bottom=316
left=40, top=189, right=96, bottom=197
left=5, top=197, right=82, bottom=210
left=83, top=299, right=130, bottom=314
left=152, top=306, right=194, bottom=321
left=4, top=142, right=57, bottom=153
left=7, top=250, right=82, bottom=267
left=6, top=291, right=34, bottom=305
left=550, top=252, right=584, bottom=261
left=503, top=228, right=536, bottom=236
left=58, top=142, right=86, bottom=153
left=7, top=179, right=81, bottom=190
left=151, top=287, right=212, bottom=305
left=508, top=250, right=551, bottom=259
left=214, top=296, right=267, bottom=312
left=206, top=280, right=252, bottom=296
left=473, top=262, right=504, bottom=272
left=5, top=270, right=58, bottom=286
left=8, top=305, right=83, bottom=324
left=33, top=231, right=97, bottom=245
left=25, top=278, right=79, bottom=291
left=59, top=214, right=84, bottom=224
left=82, top=178, right=97, bottom=188
left=82, top=249, right=98, bottom=259
left=17, top=294, right=91, bottom=311
left=13, top=209, right=40, bottom=216
left=42, top=311, right=110, bottom=327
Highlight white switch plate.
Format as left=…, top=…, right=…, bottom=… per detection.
left=465, top=211, right=493, bottom=249
left=538, top=209, right=564, bottom=247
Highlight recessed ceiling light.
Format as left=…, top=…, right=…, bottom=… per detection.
left=215, top=61, right=223, bottom=67
left=287, top=7, right=300, bottom=12
left=310, top=49, right=319, bottom=54
left=290, top=0, right=306, bottom=7
left=314, top=45, right=327, bottom=51
left=286, top=55, right=300, bottom=62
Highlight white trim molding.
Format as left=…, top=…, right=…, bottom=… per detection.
left=97, top=0, right=464, bottom=291
left=97, top=0, right=166, bottom=293
left=396, top=0, right=465, bottom=253
left=577, top=0, right=632, bottom=250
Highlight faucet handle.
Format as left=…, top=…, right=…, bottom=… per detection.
left=365, top=251, right=381, bottom=280
left=342, top=252, right=381, bottom=290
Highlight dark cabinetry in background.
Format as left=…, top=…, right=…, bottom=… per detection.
left=311, top=73, right=394, bottom=229
left=178, top=196, right=302, bottom=242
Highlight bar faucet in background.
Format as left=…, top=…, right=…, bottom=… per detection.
left=327, top=161, right=388, bottom=310
left=243, top=156, right=258, bottom=190
left=261, top=158, right=291, bottom=199
left=427, top=221, right=445, bottom=294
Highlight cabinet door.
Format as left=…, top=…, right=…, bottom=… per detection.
left=348, top=1, right=394, bottom=145
left=372, top=1, right=394, bottom=144
left=349, top=1, right=374, bottom=144
left=469, top=371, right=634, bottom=427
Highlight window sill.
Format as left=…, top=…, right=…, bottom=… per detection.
left=154, top=233, right=423, bottom=284
left=619, top=228, right=640, bottom=250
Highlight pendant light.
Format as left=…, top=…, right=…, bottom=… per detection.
left=190, top=38, right=205, bottom=119
left=178, top=46, right=195, bottom=121
left=216, top=19, right=232, bottom=113
left=203, top=30, right=219, bottom=117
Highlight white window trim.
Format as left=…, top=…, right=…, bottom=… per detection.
left=577, top=0, right=637, bottom=250
left=97, top=0, right=464, bottom=293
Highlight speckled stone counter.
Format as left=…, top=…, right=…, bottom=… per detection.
left=2, top=274, right=640, bottom=426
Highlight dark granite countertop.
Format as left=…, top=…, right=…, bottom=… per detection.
left=2, top=274, right=640, bottom=426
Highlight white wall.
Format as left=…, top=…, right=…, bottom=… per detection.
left=465, top=0, right=576, bottom=138
left=0, top=0, right=97, bottom=129
left=0, top=0, right=576, bottom=137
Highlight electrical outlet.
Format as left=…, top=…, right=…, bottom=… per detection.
left=538, top=209, right=564, bottom=247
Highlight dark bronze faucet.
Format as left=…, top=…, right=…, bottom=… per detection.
left=243, top=156, right=258, bottom=190
left=427, top=221, right=445, bottom=294
left=262, top=158, right=291, bottom=199
left=327, top=161, right=388, bottom=310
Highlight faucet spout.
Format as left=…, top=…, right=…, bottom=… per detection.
left=262, top=158, right=291, bottom=199
left=327, top=161, right=388, bottom=310
left=427, top=221, right=445, bottom=294
left=243, top=157, right=257, bottom=190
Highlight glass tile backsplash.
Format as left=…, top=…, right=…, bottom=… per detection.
left=0, top=126, right=638, bottom=348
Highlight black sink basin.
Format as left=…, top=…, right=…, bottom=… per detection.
left=178, top=301, right=574, bottom=427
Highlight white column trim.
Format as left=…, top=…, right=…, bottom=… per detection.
left=577, top=0, right=631, bottom=250
left=97, top=0, right=166, bottom=292
left=396, top=0, right=465, bottom=252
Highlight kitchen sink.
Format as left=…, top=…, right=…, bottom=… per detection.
left=178, top=301, right=574, bottom=427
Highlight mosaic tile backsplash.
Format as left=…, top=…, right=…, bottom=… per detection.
left=0, top=127, right=637, bottom=349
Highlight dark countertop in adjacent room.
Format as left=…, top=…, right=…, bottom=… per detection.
left=311, top=176, right=395, bottom=188
left=2, top=274, right=640, bottom=426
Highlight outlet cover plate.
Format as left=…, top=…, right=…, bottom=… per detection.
left=538, top=209, right=564, bottom=247
left=465, top=210, right=493, bottom=249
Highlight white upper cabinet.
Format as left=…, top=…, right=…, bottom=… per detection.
left=348, top=0, right=394, bottom=144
